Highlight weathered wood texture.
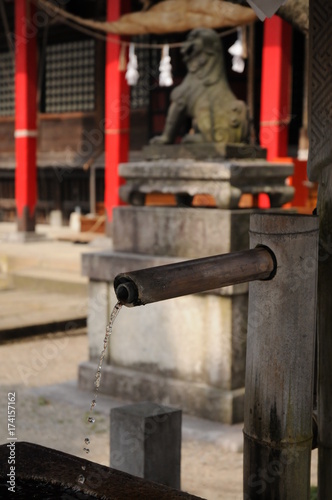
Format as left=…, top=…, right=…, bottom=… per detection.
left=0, top=442, right=203, bottom=500
left=308, top=1, right=332, bottom=498
left=307, top=0, right=332, bottom=183
left=0, top=120, right=14, bottom=152
left=316, top=184, right=332, bottom=500
left=38, top=114, right=98, bottom=152
left=243, top=214, right=319, bottom=499
left=0, top=114, right=98, bottom=154
left=114, top=246, right=275, bottom=306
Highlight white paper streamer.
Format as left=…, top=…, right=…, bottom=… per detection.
left=228, top=28, right=245, bottom=73
left=125, top=43, right=139, bottom=86
left=159, top=44, right=173, bottom=87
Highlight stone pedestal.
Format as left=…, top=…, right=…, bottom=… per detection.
left=79, top=157, right=293, bottom=424
left=79, top=207, right=252, bottom=424
left=119, top=159, right=294, bottom=209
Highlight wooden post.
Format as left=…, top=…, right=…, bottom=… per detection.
left=307, top=1, right=332, bottom=498
left=104, top=0, right=130, bottom=236
left=15, top=0, right=38, bottom=233
left=243, top=213, right=319, bottom=499
left=89, top=165, right=96, bottom=215
left=259, top=16, right=292, bottom=161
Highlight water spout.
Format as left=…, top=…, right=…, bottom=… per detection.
left=114, top=246, right=276, bottom=307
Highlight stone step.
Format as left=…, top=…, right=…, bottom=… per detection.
left=0, top=288, right=87, bottom=341
left=3, top=253, right=82, bottom=274
left=0, top=274, right=11, bottom=291
left=10, top=268, right=88, bottom=296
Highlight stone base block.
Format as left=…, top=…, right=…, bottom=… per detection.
left=111, top=402, right=182, bottom=488
left=79, top=361, right=245, bottom=424
left=87, top=279, right=248, bottom=388
left=113, top=207, right=252, bottom=258
left=81, top=274, right=247, bottom=424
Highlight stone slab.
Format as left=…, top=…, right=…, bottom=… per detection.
left=11, top=268, right=87, bottom=295
left=0, top=288, right=86, bottom=341
left=142, top=142, right=267, bottom=161
left=112, top=207, right=252, bottom=259
left=110, top=402, right=182, bottom=489
left=119, top=159, right=294, bottom=208
left=120, top=159, right=293, bottom=181
left=82, top=250, right=181, bottom=283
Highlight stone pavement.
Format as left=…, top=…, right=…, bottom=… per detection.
left=0, top=222, right=110, bottom=339
left=0, top=222, right=318, bottom=499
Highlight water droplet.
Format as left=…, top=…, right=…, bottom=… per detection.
left=81, top=465, right=86, bottom=471
left=88, top=417, right=95, bottom=424
left=95, top=373, right=101, bottom=389
left=83, top=447, right=90, bottom=454
left=78, top=474, right=85, bottom=484
left=84, top=437, right=90, bottom=445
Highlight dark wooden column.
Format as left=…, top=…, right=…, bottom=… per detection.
left=14, top=0, right=38, bottom=232
left=307, top=0, right=332, bottom=498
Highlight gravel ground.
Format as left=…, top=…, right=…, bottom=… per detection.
left=0, top=329, right=318, bottom=500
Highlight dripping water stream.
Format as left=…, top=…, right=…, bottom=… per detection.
left=78, top=301, right=122, bottom=484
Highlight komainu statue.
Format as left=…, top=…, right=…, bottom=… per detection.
left=150, top=28, right=249, bottom=145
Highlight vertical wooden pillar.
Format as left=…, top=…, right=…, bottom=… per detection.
left=104, top=0, right=130, bottom=235
left=15, top=0, right=38, bottom=232
left=307, top=1, right=332, bottom=498
left=244, top=214, right=319, bottom=499
left=259, top=16, right=292, bottom=161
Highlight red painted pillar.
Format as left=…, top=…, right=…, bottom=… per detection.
left=15, top=0, right=38, bottom=232
left=259, top=16, right=292, bottom=161
left=104, top=0, right=130, bottom=235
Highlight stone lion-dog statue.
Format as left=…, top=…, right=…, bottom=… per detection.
left=151, top=28, right=249, bottom=145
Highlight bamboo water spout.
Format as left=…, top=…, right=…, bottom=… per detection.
left=114, top=246, right=276, bottom=306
